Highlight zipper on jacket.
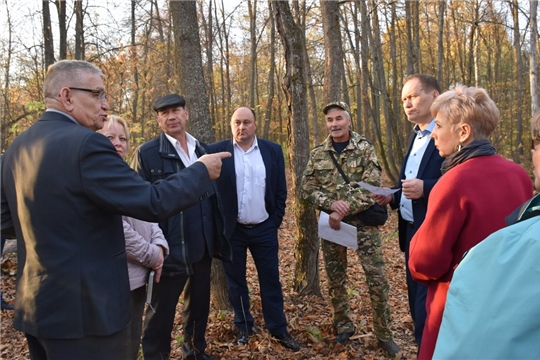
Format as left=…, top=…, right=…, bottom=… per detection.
left=176, top=161, right=190, bottom=273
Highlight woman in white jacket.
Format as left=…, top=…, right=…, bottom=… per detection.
left=99, top=115, right=169, bottom=359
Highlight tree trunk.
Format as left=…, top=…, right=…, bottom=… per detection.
left=467, top=0, right=480, bottom=85
left=405, top=0, right=419, bottom=74
left=55, top=0, right=66, bottom=60
left=297, top=1, right=319, bottom=146
left=272, top=0, right=320, bottom=297
left=215, top=0, right=226, bottom=139
left=530, top=0, right=539, bottom=117
left=222, top=0, right=232, bottom=127
left=321, top=1, right=342, bottom=101
left=74, top=0, right=85, bottom=60
left=437, top=0, right=445, bottom=83
left=263, top=2, right=276, bottom=140
left=368, top=0, right=398, bottom=182
left=388, top=1, right=405, bottom=167
left=342, top=2, right=362, bottom=135
left=248, top=0, right=257, bottom=109
left=2, top=0, right=13, bottom=151
left=511, top=0, right=523, bottom=163
left=413, top=1, right=420, bottom=72
left=169, top=0, right=230, bottom=310
left=359, top=0, right=374, bottom=143
left=170, top=0, right=214, bottom=142
left=201, top=0, right=218, bottom=141
left=43, top=1, right=54, bottom=69
left=131, top=1, right=139, bottom=124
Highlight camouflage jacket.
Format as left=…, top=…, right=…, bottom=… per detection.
left=301, top=131, right=382, bottom=216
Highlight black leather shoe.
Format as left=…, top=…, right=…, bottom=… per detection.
left=0, top=297, right=14, bottom=311
left=273, top=332, right=301, bottom=352
left=236, top=326, right=257, bottom=345
left=335, top=330, right=355, bottom=345
left=378, top=339, right=400, bottom=357
left=184, top=353, right=220, bottom=360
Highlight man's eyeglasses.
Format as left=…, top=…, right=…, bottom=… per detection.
left=68, top=87, right=108, bottom=101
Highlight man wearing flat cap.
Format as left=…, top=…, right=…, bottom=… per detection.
left=131, top=94, right=231, bottom=360
left=301, top=102, right=400, bottom=357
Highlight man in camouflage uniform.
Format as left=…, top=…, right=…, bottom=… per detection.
left=301, top=102, right=399, bottom=357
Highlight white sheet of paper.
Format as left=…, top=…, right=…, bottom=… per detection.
left=318, top=211, right=358, bottom=250
left=356, top=181, right=399, bottom=197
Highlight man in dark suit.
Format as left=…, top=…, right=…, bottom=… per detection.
left=131, top=94, right=231, bottom=360
left=0, top=60, right=229, bottom=360
left=208, top=107, right=300, bottom=352
left=374, top=74, right=444, bottom=347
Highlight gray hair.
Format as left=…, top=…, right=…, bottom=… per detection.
left=43, top=60, right=104, bottom=100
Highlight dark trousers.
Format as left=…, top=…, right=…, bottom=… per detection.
left=142, top=253, right=212, bottom=360
left=405, top=222, right=428, bottom=346
left=1, top=235, right=5, bottom=302
left=25, top=328, right=128, bottom=360
left=124, top=285, right=146, bottom=360
left=222, top=219, right=288, bottom=335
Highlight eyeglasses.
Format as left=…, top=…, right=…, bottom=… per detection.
left=68, top=87, right=108, bottom=101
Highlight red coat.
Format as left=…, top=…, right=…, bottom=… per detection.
left=409, top=155, right=532, bottom=360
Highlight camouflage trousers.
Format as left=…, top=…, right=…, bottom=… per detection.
left=321, top=221, right=393, bottom=341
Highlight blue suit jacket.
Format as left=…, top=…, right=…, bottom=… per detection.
left=1, top=111, right=213, bottom=339
left=208, top=138, right=287, bottom=239
left=391, top=132, right=444, bottom=252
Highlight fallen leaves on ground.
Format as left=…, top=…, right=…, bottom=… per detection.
left=0, top=172, right=417, bottom=359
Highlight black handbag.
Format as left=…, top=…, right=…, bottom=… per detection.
left=328, top=152, right=388, bottom=226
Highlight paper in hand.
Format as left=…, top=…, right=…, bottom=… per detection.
left=318, top=211, right=358, bottom=250
left=356, top=181, right=399, bottom=197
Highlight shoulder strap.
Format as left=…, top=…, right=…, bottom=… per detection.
left=329, top=151, right=350, bottom=184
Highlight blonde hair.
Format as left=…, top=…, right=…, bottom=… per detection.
left=101, top=115, right=131, bottom=152
left=431, top=85, right=499, bottom=140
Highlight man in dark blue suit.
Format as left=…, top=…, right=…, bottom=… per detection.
left=208, top=107, right=300, bottom=352
left=0, top=60, right=230, bottom=360
left=374, top=74, right=444, bottom=348
left=131, top=94, right=231, bottom=360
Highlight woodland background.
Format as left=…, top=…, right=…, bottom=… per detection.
left=0, top=0, right=539, bottom=359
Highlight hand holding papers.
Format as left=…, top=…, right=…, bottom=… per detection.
left=318, top=211, right=358, bottom=250
left=356, top=181, right=399, bottom=197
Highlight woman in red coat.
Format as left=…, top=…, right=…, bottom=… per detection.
left=408, top=85, right=533, bottom=360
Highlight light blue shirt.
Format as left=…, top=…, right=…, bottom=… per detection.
left=400, top=120, right=436, bottom=222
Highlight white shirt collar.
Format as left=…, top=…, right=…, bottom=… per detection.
left=233, top=136, right=258, bottom=152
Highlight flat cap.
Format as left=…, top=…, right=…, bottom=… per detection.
left=323, top=101, right=350, bottom=115
left=153, top=94, right=186, bottom=112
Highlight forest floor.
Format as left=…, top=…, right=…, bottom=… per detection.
left=0, top=171, right=418, bottom=360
